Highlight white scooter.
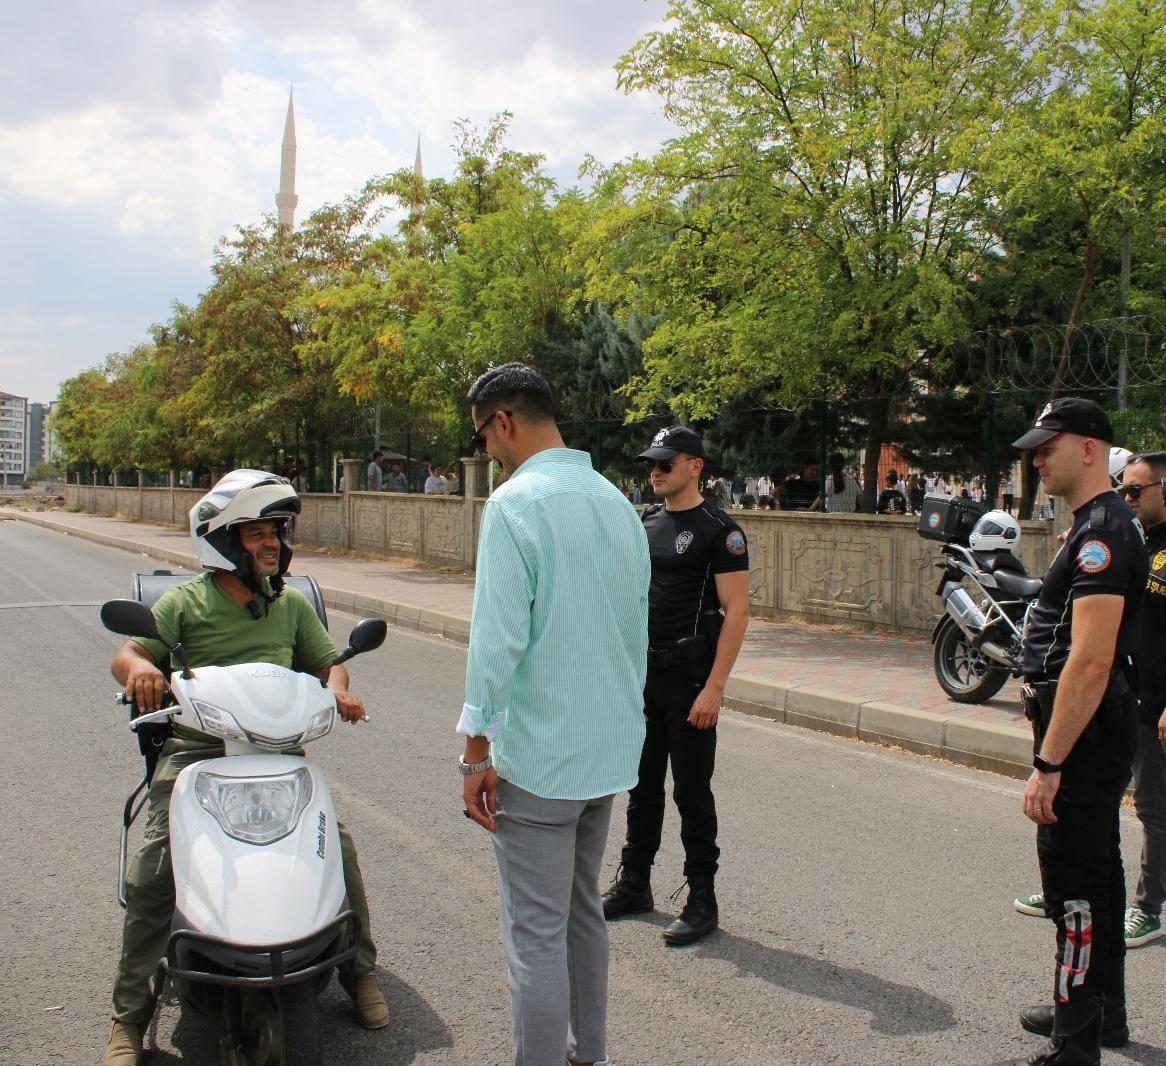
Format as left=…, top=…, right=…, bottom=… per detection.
left=101, top=597, right=387, bottom=1066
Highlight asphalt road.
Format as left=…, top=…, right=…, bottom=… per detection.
left=1, top=518, right=1163, bottom=1066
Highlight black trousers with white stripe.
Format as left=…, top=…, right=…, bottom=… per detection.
left=1035, top=686, right=1137, bottom=1035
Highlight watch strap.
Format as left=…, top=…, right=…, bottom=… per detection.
left=459, top=753, right=493, bottom=775
left=1034, top=754, right=1064, bottom=773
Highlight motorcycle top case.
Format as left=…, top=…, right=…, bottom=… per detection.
left=917, top=494, right=985, bottom=546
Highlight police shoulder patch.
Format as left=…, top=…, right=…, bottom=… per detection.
left=1077, top=539, right=1112, bottom=574
left=725, top=529, right=747, bottom=556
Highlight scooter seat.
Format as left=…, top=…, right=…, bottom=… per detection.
left=995, top=570, right=1043, bottom=598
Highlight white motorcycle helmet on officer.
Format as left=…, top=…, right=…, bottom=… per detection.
left=188, top=468, right=301, bottom=608
left=969, top=509, right=1022, bottom=553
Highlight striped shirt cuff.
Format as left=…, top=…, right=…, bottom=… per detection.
left=456, top=702, right=505, bottom=741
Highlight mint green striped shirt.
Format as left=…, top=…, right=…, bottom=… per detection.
left=458, top=448, right=650, bottom=800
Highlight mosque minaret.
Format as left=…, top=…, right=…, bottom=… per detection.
left=275, top=91, right=298, bottom=228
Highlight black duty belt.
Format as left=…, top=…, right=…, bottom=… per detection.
left=647, top=645, right=683, bottom=668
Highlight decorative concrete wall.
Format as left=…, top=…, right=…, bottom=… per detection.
left=64, top=479, right=1054, bottom=634
left=734, top=511, right=1053, bottom=631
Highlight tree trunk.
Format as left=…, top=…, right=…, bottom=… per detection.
left=862, top=392, right=889, bottom=513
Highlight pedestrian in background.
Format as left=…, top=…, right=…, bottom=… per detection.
left=424, top=464, right=449, bottom=494
left=809, top=452, right=861, bottom=512
left=1009, top=398, right=1146, bottom=1065
left=457, top=363, right=649, bottom=1066
left=1002, top=474, right=1015, bottom=514
left=876, top=470, right=907, bottom=515
left=385, top=460, right=409, bottom=492
left=604, top=425, right=750, bottom=946
left=367, top=450, right=383, bottom=492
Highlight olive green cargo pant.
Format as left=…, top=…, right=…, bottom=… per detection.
left=112, top=737, right=376, bottom=1023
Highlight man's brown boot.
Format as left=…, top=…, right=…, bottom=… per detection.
left=352, top=973, right=389, bottom=1029
left=104, top=1021, right=144, bottom=1066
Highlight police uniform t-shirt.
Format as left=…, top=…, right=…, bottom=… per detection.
left=642, top=502, right=749, bottom=647
left=1137, top=521, right=1166, bottom=718
left=1021, top=491, right=1147, bottom=679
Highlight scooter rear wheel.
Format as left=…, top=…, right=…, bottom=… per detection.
left=224, top=982, right=321, bottom=1066
left=933, top=617, right=1010, bottom=704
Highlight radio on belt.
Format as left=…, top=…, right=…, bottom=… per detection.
left=916, top=494, right=985, bottom=546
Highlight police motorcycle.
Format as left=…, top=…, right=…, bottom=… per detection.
left=102, top=581, right=387, bottom=1066
left=917, top=496, right=1042, bottom=703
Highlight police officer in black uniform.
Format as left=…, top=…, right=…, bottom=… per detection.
left=1010, top=399, right=1147, bottom=1066
left=602, top=426, right=751, bottom=945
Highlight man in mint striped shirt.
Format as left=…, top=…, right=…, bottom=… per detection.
left=458, top=363, right=649, bottom=1066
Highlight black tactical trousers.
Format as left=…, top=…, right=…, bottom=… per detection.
left=1035, top=684, right=1137, bottom=1038
left=622, top=664, right=719, bottom=880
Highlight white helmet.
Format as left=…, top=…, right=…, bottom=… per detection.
left=1109, top=446, right=1132, bottom=485
left=969, top=509, right=1021, bottom=552
left=189, top=469, right=300, bottom=595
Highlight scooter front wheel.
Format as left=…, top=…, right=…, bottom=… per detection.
left=933, top=617, right=1010, bottom=704
left=224, top=982, right=321, bottom=1066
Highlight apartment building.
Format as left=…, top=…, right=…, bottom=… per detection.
left=0, top=390, right=27, bottom=487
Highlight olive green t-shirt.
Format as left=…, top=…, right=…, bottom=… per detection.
left=133, top=572, right=337, bottom=741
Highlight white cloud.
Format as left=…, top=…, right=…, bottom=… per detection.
left=0, top=0, right=676, bottom=402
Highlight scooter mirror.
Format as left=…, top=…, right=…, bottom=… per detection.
left=100, top=598, right=161, bottom=640
left=348, top=618, right=388, bottom=654
left=332, top=618, right=388, bottom=666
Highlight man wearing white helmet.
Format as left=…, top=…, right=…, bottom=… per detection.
left=103, top=470, right=388, bottom=1066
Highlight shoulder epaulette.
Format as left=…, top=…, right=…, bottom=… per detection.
left=1087, top=501, right=1109, bottom=529
left=641, top=504, right=663, bottom=521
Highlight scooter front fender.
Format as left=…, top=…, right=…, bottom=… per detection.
left=170, top=755, right=347, bottom=947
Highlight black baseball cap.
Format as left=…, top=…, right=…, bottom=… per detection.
left=1011, top=398, right=1115, bottom=451
left=638, top=425, right=705, bottom=461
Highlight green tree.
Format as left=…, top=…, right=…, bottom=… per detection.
left=588, top=0, right=1037, bottom=507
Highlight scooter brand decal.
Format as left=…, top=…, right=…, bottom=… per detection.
left=316, top=811, right=327, bottom=859
left=675, top=530, right=694, bottom=554
left=1077, top=540, right=1112, bottom=574
left=928, top=512, right=941, bottom=529
left=248, top=667, right=286, bottom=679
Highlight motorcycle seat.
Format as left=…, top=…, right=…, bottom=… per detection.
left=995, top=569, right=1042, bottom=598
left=979, top=551, right=1028, bottom=576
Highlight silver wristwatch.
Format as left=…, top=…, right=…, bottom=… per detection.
left=458, top=753, right=493, bottom=775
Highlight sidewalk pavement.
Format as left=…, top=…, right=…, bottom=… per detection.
left=6, top=507, right=1033, bottom=779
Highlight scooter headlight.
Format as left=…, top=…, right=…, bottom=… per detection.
left=194, top=769, right=313, bottom=845
left=189, top=699, right=246, bottom=741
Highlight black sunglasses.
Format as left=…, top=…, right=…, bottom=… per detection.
left=1118, top=480, right=1165, bottom=502
left=643, top=456, right=694, bottom=474
left=470, top=409, right=511, bottom=452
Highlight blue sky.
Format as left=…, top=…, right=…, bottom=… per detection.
left=0, top=0, right=674, bottom=403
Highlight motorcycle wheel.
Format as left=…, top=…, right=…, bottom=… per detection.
left=933, top=617, right=1010, bottom=704
left=223, top=982, right=321, bottom=1066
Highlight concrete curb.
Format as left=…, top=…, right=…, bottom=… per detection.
left=10, top=509, right=1033, bottom=780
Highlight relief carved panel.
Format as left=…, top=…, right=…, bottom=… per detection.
left=782, top=525, right=893, bottom=624
left=424, top=500, right=464, bottom=561
left=387, top=501, right=423, bottom=554
left=352, top=499, right=386, bottom=553
left=736, top=516, right=776, bottom=609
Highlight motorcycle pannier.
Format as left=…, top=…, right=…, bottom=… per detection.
left=917, top=494, right=985, bottom=546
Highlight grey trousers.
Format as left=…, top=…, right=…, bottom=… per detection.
left=1133, top=719, right=1166, bottom=917
left=492, top=779, right=613, bottom=1066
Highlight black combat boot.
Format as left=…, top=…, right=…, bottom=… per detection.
left=1019, top=1004, right=1128, bottom=1048
left=601, top=865, right=653, bottom=920
left=662, top=876, right=718, bottom=946
left=1012, top=1010, right=1104, bottom=1066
